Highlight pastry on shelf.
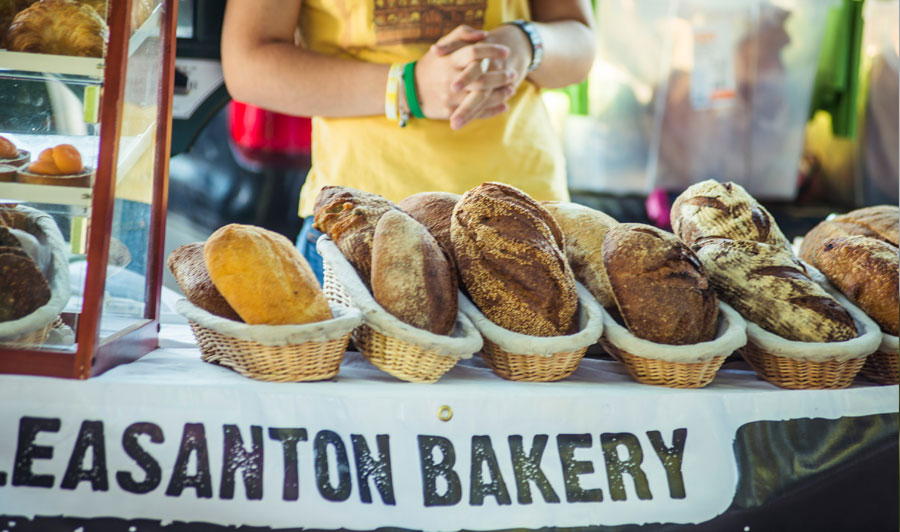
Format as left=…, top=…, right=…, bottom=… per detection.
left=0, top=0, right=37, bottom=48
left=77, top=0, right=105, bottom=18
left=17, top=144, right=92, bottom=188
left=6, top=0, right=107, bottom=58
left=0, top=135, right=30, bottom=169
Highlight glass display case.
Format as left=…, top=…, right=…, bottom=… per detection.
left=0, top=0, right=177, bottom=378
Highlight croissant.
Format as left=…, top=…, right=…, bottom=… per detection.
left=6, top=0, right=107, bottom=58
left=0, top=0, right=37, bottom=48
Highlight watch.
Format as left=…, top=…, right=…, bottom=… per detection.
left=507, top=20, right=543, bottom=73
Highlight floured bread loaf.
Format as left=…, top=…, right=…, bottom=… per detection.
left=694, top=238, right=857, bottom=342
left=204, top=224, right=332, bottom=325
left=313, top=186, right=395, bottom=285
left=397, top=191, right=460, bottom=261
left=451, top=182, right=578, bottom=337
left=671, top=180, right=791, bottom=250
left=166, top=242, right=241, bottom=321
left=542, top=201, right=618, bottom=308
left=809, top=235, right=898, bottom=335
left=799, top=205, right=899, bottom=263
left=371, top=210, right=457, bottom=335
left=603, top=224, right=718, bottom=345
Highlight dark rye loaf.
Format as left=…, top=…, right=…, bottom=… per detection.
left=166, top=242, right=242, bottom=321
left=450, top=182, right=578, bottom=337
left=371, top=210, right=457, bottom=335
left=693, top=238, right=857, bottom=342
left=603, top=224, right=718, bottom=345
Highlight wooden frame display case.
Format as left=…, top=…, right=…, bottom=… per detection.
left=0, top=0, right=178, bottom=378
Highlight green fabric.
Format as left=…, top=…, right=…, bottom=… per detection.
left=810, top=0, right=865, bottom=138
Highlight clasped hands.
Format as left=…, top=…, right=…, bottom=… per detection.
left=413, top=24, right=532, bottom=130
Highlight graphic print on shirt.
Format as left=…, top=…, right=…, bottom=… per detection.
left=374, top=0, right=487, bottom=45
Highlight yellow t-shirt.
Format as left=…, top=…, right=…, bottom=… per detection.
left=297, top=0, right=568, bottom=217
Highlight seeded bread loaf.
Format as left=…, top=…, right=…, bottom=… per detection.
left=312, top=186, right=395, bottom=285
left=371, top=210, right=457, bottom=335
left=798, top=205, right=899, bottom=264
left=204, top=224, right=332, bottom=325
left=671, top=180, right=791, bottom=250
left=603, top=224, right=719, bottom=344
left=451, top=182, right=578, bottom=337
left=809, top=235, right=899, bottom=335
left=541, top=201, right=618, bottom=308
left=694, top=238, right=857, bottom=342
left=166, top=242, right=241, bottom=321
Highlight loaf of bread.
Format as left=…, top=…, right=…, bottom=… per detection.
left=371, top=210, right=457, bottom=335
left=0, top=252, right=50, bottom=322
left=542, top=201, right=618, bottom=308
left=603, top=224, right=718, bottom=344
left=671, top=180, right=791, bottom=250
left=204, top=224, right=332, bottom=325
left=808, top=235, right=898, bottom=335
left=451, top=182, right=578, bottom=336
left=166, top=242, right=241, bottom=321
left=397, top=191, right=460, bottom=262
left=694, top=238, right=857, bottom=342
left=312, top=186, right=395, bottom=286
left=798, top=205, right=899, bottom=263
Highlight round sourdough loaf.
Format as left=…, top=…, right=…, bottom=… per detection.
left=810, top=235, right=899, bottom=335
left=671, top=180, right=791, bottom=250
left=450, top=182, right=577, bottom=337
left=204, top=224, right=332, bottom=325
left=602, top=223, right=718, bottom=345
left=312, top=186, right=395, bottom=286
left=542, top=201, right=618, bottom=308
left=371, top=209, right=457, bottom=335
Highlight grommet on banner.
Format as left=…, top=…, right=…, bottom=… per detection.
left=438, top=405, right=453, bottom=422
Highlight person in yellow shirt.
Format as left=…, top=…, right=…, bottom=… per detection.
left=221, top=0, right=595, bottom=280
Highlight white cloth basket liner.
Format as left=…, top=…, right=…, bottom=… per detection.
left=316, top=235, right=482, bottom=359
left=0, top=205, right=71, bottom=340
left=175, top=299, right=362, bottom=346
left=458, top=282, right=604, bottom=357
left=879, top=333, right=899, bottom=355
left=601, top=300, right=747, bottom=363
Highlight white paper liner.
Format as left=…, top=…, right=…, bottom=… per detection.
left=744, top=287, right=881, bottom=362
left=600, top=301, right=747, bottom=363
left=879, top=333, right=899, bottom=355
left=175, top=299, right=362, bottom=346
left=457, top=282, right=603, bottom=357
left=0, top=206, right=71, bottom=340
left=316, top=236, right=482, bottom=359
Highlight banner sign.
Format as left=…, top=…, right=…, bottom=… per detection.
left=0, top=342, right=896, bottom=530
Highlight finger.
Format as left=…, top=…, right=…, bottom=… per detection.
left=451, top=43, right=510, bottom=68
left=432, top=25, right=488, bottom=56
left=449, top=90, right=491, bottom=130
left=451, top=62, right=486, bottom=92
left=473, top=103, right=509, bottom=120
left=453, top=70, right=515, bottom=92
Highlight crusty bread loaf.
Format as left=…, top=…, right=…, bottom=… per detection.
left=810, top=235, right=898, bottom=335
left=397, top=191, right=460, bottom=261
left=541, top=201, right=618, bottom=308
left=451, top=182, right=578, bottom=336
left=671, top=180, right=791, bottom=250
left=312, top=186, right=395, bottom=285
left=166, top=242, right=242, bottom=321
left=371, top=210, right=457, bottom=335
left=204, top=224, right=332, bottom=325
left=798, top=205, right=899, bottom=263
left=603, top=224, right=718, bottom=344
left=694, top=238, right=857, bottom=342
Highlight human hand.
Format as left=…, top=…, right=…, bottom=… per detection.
left=414, top=25, right=517, bottom=128
left=431, top=24, right=533, bottom=129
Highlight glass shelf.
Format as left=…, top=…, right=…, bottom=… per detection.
left=0, top=2, right=163, bottom=82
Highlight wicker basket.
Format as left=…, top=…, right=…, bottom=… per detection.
left=318, top=236, right=482, bottom=384
left=599, top=301, right=746, bottom=388
left=858, top=333, right=899, bottom=385
left=176, top=299, right=362, bottom=382
left=458, top=283, right=604, bottom=382
left=736, top=290, right=882, bottom=390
